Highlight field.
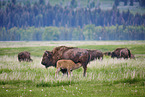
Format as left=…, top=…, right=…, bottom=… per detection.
left=0, top=41, right=145, bottom=97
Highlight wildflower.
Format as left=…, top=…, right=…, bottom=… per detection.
left=29, top=90, right=32, bottom=92
left=135, top=90, right=137, bottom=92
left=42, top=89, right=43, bottom=91
left=6, top=90, right=8, bottom=91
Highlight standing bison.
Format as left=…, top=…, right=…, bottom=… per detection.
left=87, top=50, right=103, bottom=61
left=41, top=46, right=90, bottom=76
left=18, top=51, right=33, bottom=62
left=111, top=48, right=131, bottom=59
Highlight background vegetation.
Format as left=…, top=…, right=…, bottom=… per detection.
left=0, top=41, right=145, bottom=97
left=0, top=25, right=145, bottom=41
left=0, top=0, right=145, bottom=41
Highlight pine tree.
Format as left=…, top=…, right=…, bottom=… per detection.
left=70, top=0, right=77, bottom=8
left=39, top=0, right=45, bottom=5
left=139, top=0, right=145, bottom=7
left=124, top=0, right=128, bottom=6
left=130, top=0, right=133, bottom=6
left=114, top=0, right=120, bottom=6
left=11, top=0, right=16, bottom=5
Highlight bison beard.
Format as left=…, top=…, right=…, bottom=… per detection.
left=41, top=46, right=90, bottom=76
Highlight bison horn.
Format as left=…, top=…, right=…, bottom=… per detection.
left=45, top=51, right=49, bottom=56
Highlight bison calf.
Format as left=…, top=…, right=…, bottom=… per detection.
left=18, top=51, right=33, bottom=62
left=55, top=59, right=82, bottom=78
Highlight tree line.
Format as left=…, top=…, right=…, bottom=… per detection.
left=0, top=25, right=145, bottom=41
left=114, top=0, right=145, bottom=7
left=0, top=0, right=145, bottom=29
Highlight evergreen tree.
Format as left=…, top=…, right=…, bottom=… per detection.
left=89, top=0, right=95, bottom=8
left=11, top=0, right=16, bottom=5
left=130, top=0, right=133, bottom=6
left=114, top=0, right=120, bottom=6
left=123, top=0, right=128, bottom=6
left=139, top=0, right=145, bottom=7
left=70, top=0, right=77, bottom=8
left=39, top=0, right=45, bottom=5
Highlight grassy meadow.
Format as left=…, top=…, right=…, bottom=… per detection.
left=0, top=41, right=145, bottom=97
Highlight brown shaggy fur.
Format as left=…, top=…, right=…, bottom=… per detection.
left=18, top=51, right=33, bottom=62
left=87, top=50, right=103, bottom=61
left=111, top=48, right=131, bottom=59
left=55, top=59, right=82, bottom=77
left=41, top=46, right=90, bottom=76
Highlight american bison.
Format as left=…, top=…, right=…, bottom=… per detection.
left=41, top=46, right=90, bottom=76
left=55, top=59, right=82, bottom=78
left=87, top=50, right=103, bottom=61
left=18, top=51, right=33, bottom=62
left=111, top=48, right=131, bottom=59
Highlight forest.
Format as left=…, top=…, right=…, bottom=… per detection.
left=0, top=0, right=145, bottom=41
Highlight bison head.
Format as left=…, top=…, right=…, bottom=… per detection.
left=41, top=51, right=54, bottom=68
left=111, top=52, right=116, bottom=58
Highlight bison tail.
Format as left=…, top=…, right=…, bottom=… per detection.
left=127, top=49, right=131, bottom=58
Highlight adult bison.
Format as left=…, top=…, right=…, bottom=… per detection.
left=111, top=48, right=131, bottom=59
left=18, top=51, right=33, bottom=62
left=41, top=46, right=90, bottom=76
left=87, top=50, right=103, bottom=61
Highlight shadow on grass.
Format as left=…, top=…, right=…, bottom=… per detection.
left=0, top=80, right=34, bottom=86
left=0, top=69, right=13, bottom=74
left=36, top=80, right=77, bottom=87
left=114, top=77, right=145, bottom=86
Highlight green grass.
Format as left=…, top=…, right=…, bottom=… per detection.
left=0, top=46, right=54, bottom=57
left=0, top=41, right=145, bottom=57
left=0, top=41, right=145, bottom=97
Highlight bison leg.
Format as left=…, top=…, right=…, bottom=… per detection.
left=18, top=59, right=21, bottom=62
left=83, top=65, right=87, bottom=77
left=67, top=69, right=71, bottom=77
left=55, top=68, right=60, bottom=78
left=71, top=71, right=73, bottom=77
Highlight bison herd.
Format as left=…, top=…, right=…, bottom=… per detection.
left=18, top=46, right=135, bottom=77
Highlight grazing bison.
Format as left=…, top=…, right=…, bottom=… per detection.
left=111, top=48, right=131, bottom=59
left=87, top=50, right=103, bottom=61
left=18, top=51, right=33, bottom=62
left=103, top=52, right=112, bottom=56
left=41, top=46, right=90, bottom=76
